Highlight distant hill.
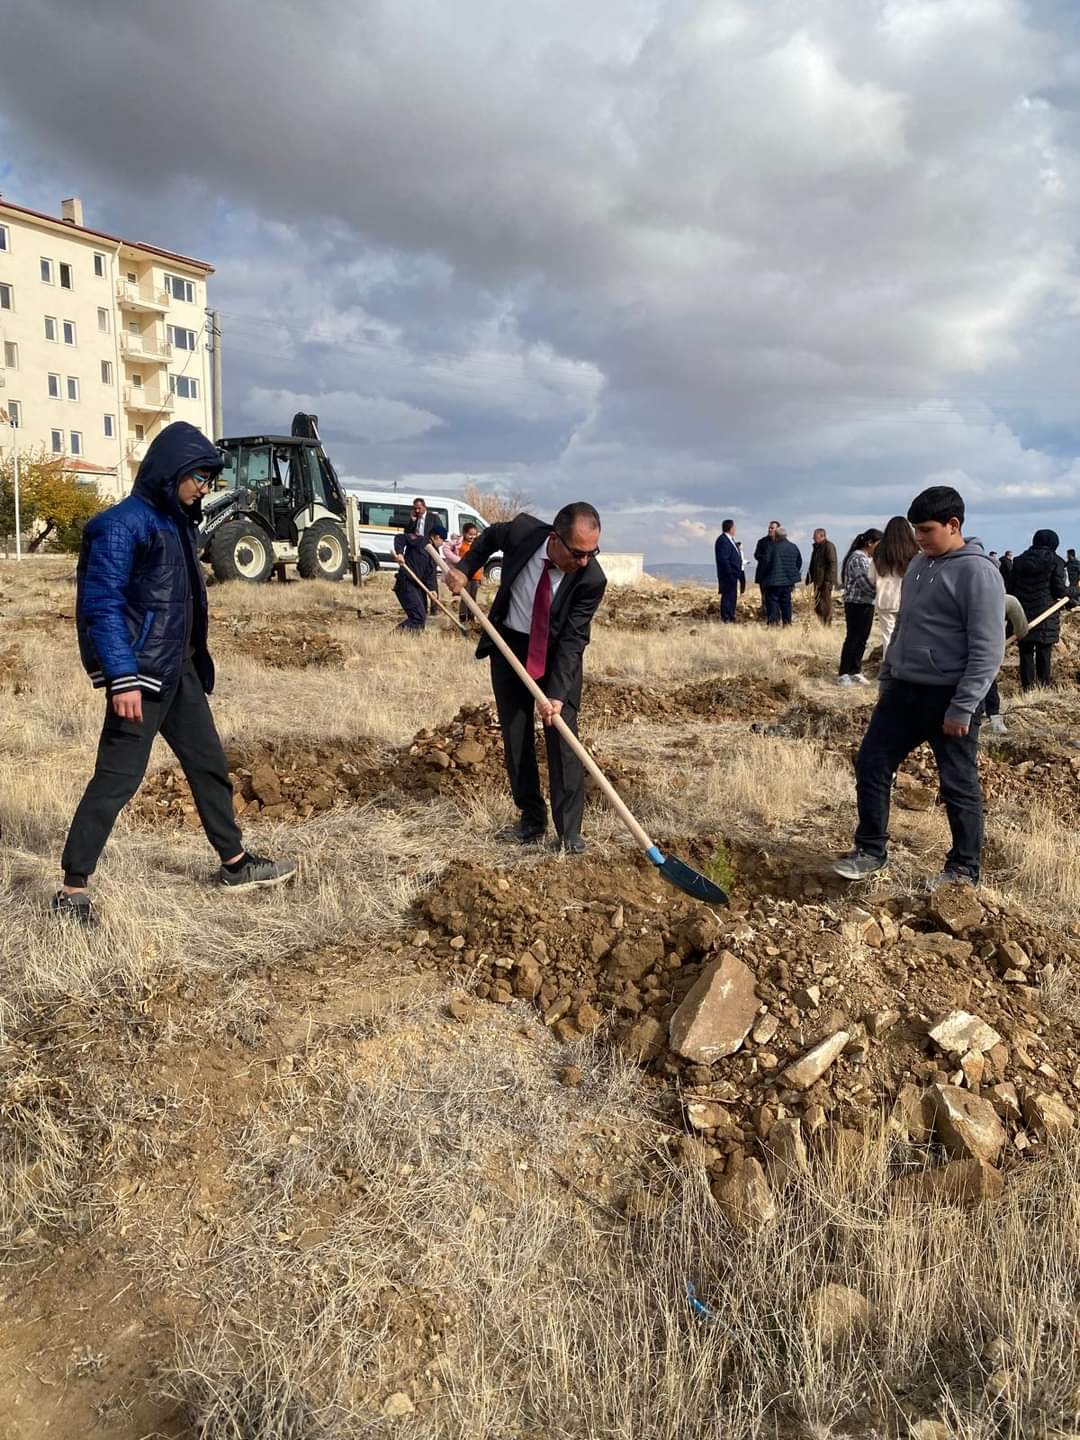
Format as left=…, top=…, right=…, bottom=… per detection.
left=645, top=561, right=717, bottom=585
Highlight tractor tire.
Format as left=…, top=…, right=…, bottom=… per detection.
left=357, top=550, right=380, bottom=582
left=297, top=518, right=348, bottom=582
left=484, top=559, right=502, bottom=586
left=210, top=519, right=275, bottom=584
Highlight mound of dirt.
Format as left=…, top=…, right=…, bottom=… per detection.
left=131, top=738, right=388, bottom=827
left=216, top=619, right=344, bottom=669
left=414, top=850, right=1080, bottom=1188
left=672, top=674, right=796, bottom=720
left=594, top=584, right=722, bottom=631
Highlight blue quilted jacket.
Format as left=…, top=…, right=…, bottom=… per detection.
left=76, top=422, right=223, bottom=698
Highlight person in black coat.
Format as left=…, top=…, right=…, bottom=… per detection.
left=758, top=528, right=803, bottom=627
left=1007, top=528, right=1069, bottom=690
left=393, top=524, right=447, bottom=630
left=714, top=518, right=743, bottom=623
left=444, top=505, right=606, bottom=853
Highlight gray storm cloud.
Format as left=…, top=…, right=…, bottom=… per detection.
left=2, top=0, right=1079, bottom=555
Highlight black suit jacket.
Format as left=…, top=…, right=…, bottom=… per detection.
left=404, top=512, right=431, bottom=538
left=453, top=513, right=607, bottom=704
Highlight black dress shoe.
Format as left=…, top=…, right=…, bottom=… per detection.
left=553, top=835, right=587, bottom=855
left=497, top=821, right=546, bottom=845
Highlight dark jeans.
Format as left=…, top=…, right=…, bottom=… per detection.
left=719, top=580, right=739, bottom=623
left=394, top=574, right=427, bottom=630
left=839, top=603, right=874, bottom=675
left=62, top=661, right=243, bottom=887
left=1018, top=639, right=1053, bottom=691
left=764, top=585, right=793, bottom=626
left=983, top=679, right=1000, bottom=718
left=490, top=628, right=585, bottom=841
left=854, top=680, right=983, bottom=880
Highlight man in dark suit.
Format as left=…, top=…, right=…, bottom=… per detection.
left=404, top=497, right=438, bottom=610
left=714, top=518, right=743, bottom=623
left=444, top=503, right=606, bottom=853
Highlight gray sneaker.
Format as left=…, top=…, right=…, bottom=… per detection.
left=832, top=849, right=887, bottom=881
left=218, top=853, right=297, bottom=889
left=928, top=868, right=976, bottom=891
left=50, top=890, right=97, bottom=927
left=986, top=714, right=1007, bottom=736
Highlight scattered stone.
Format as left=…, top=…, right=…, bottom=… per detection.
left=558, top=1065, right=584, bottom=1088
left=801, top=1282, right=870, bottom=1345
left=382, top=1392, right=415, bottom=1419
left=909, top=934, right=975, bottom=962
left=543, top=996, right=572, bottom=1026
left=620, top=1015, right=665, bottom=1064
left=928, top=1011, right=1002, bottom=1057
left=866, top=1008, right=901, bottom=1038
left=668, top=952, right=758, bottom=1064
left=960, top=1051, right=986, bottom=1088
left=793, top=984, right=821, bottom=1010
left=446, top=995, right=480, bottom=1023
left=711, top=1157, right=777, bottom=1232
left=752, top=1013, right=779, bottom=1045
left=890, top=1084, right=934, bottom=1144
left=1022, top=1092, right=1075, bottom=1140
left=998, top=939, right=1031, bottom=972
left=932, top=1085, right=1006, bottom=1164
left=987, top=1082, right=1022, bottom=1123
left=686, top=1101, right=731, bottom=1132
left=893, top=1158, right=1004, bottom=1206
left=927, top=884, right=984, bottom=936
left=513, top=953, right=543, bottom=1000
left=765, top=1117, right=809, bottom=1188
left=606, top=933, right=665, bottom=984
left=454, top=739, right=486, bottom=767
left=782, top=1030, right=850, bottom=1091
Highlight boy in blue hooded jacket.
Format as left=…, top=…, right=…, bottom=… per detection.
left=53, top=421, right=295, bottom=924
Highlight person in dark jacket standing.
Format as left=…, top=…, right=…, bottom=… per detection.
left=1007, top=529, right=1069, bottom=690
left=759, top=528, right=802, bottom=627
left=838, top=528, right=883, bottom=685
left=443, top=504, right=606, bottom=854
left=714, top=518, right=743, bottom=623
left=999, top=551, right=1014, bottom=587
left=753, top=520, right=780, bottom=617
left=806, top=528, right=839, bottom=626
left=54, top=422, right=296, bottom=925
left=1067, top=549, right=1080, bottom=588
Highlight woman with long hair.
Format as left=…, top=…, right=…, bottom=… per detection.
left=869, top=516, right=919, bottom=655
left=838, top=528, right=883, bottom=685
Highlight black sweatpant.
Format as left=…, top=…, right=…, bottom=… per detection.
left=489, top=628, right=585, bottom=842
left=839, top=602, right=874, bottom=676
left=62, top=661, right=243, bottom=886
left=853, top=679, right=983, bottom=880
left=1018, top=639, right=1054, bottom=691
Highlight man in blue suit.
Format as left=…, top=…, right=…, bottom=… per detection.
left=714, top=518, right=743, bottom=623
left=53, top=421, right=295, bottom=925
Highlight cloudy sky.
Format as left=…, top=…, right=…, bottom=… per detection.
left=3, top=0, right=1080, bottom=561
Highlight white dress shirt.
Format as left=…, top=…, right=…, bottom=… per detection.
left=506, top=538, right=565, bottom=633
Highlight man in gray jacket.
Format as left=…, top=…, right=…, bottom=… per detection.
left=833, top=485, right=1004, bottom=887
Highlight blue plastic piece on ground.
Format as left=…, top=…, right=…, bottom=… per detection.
left=646, top=845, right=665, bottom=865
left=686, top=1279, right=718, bottom=1324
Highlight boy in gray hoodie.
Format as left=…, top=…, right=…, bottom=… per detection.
left=833, top=485, right=1005, bottom=887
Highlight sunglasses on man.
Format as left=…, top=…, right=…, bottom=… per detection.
left=552, top=531, right=601, bottom=561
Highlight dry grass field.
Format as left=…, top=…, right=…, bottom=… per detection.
left=2, top=557, right=1080, bottom=1439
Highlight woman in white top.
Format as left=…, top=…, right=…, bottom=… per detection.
left=869, top=515, right=919, bottom=655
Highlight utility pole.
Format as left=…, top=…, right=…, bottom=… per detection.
left=0, top=408, right=19, bottom=561
left=207, top=309, right=223, bottom=439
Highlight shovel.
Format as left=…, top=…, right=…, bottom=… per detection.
left=1009, top=594, right=1068, bottom=642
left=397, top=556, right=469, bottom=634
left=425, top=544, right=728, bottom=905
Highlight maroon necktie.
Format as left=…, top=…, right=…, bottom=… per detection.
left=526, top=559, right=555, bottom=678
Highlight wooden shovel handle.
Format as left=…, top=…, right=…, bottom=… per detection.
left=1015, top=594, right=1070, bottom=637
left=425, top=544, right=656, bottom=855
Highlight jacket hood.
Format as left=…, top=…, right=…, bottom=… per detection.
left=132, top=421, right=222, bottom=519
left=928, top=538, right=997, bottom=565
left=1033, top=528, right=1060, bottom=551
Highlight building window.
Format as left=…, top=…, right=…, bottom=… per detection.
left=48, top=373, right=61, bottom=398
left=70, top=431, right=82, bottom=456
left=59, top=262, right=73, bottom=290
left=0, top=283, right=12, bottom=311
left=6, top=400, right=20, bottom=427
left=67, top=376, right=80, bottom=402
left=44, top=314, right=57, bottom=340
left=126, top=270, right=137, bottom=283
left=104, top=413, right=115, bottom=438
left=101, top=359, right=113, bottom=385
left=169, top=374, right=199, bottom=400
left=0, top=225, right=8, bottom=251
left=51, top=429, right=63, bottom=454
left=134, top=423, right=145, bottom=441
left=62, top=319, right=76, bottom=345
left=165, top=273, right=195, bottom=303
left=3, top=341, right=17, bottom=369
left=40, top=257, right=54, bottom=284
left=132, top=372, right=143, bottom=388
left=94, top=252, right=105, bottom=278
left=168, top=324, right=198, bottom=350
left=97, top=307, right=110, bottom=333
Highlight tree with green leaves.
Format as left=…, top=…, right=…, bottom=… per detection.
left=0, top=445, right=108, bottom=552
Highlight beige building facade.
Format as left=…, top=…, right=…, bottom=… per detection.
left=0, top=195, right=214, bottom=502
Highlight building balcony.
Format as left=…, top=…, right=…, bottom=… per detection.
left=123, top=385, right=173, bottom=415
left=120, top=331, right=172, bottom=364
left=116, top=280, right=170, bottom=314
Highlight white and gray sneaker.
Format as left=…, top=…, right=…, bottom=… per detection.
left=851, top=673, right=871, bottom=686
left=219, top=853, right=297, bottom=889
left=832, top=849, right=887, bottom=880
left=985, top=714, right=1007, bottom=736
left=837, top=674, right=854, bottom=688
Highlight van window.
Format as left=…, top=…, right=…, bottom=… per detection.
left=459, top=513, right=483, bottom=532
left=364, top=502, right=415, bottom=528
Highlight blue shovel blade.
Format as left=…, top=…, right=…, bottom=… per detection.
left=647, top=847, right=728, bottom=905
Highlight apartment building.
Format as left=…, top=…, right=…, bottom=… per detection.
left=0, top=195, right=214, bottom=501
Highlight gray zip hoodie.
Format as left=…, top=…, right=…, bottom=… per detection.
left=879, top=539, right=1005, bottom=725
